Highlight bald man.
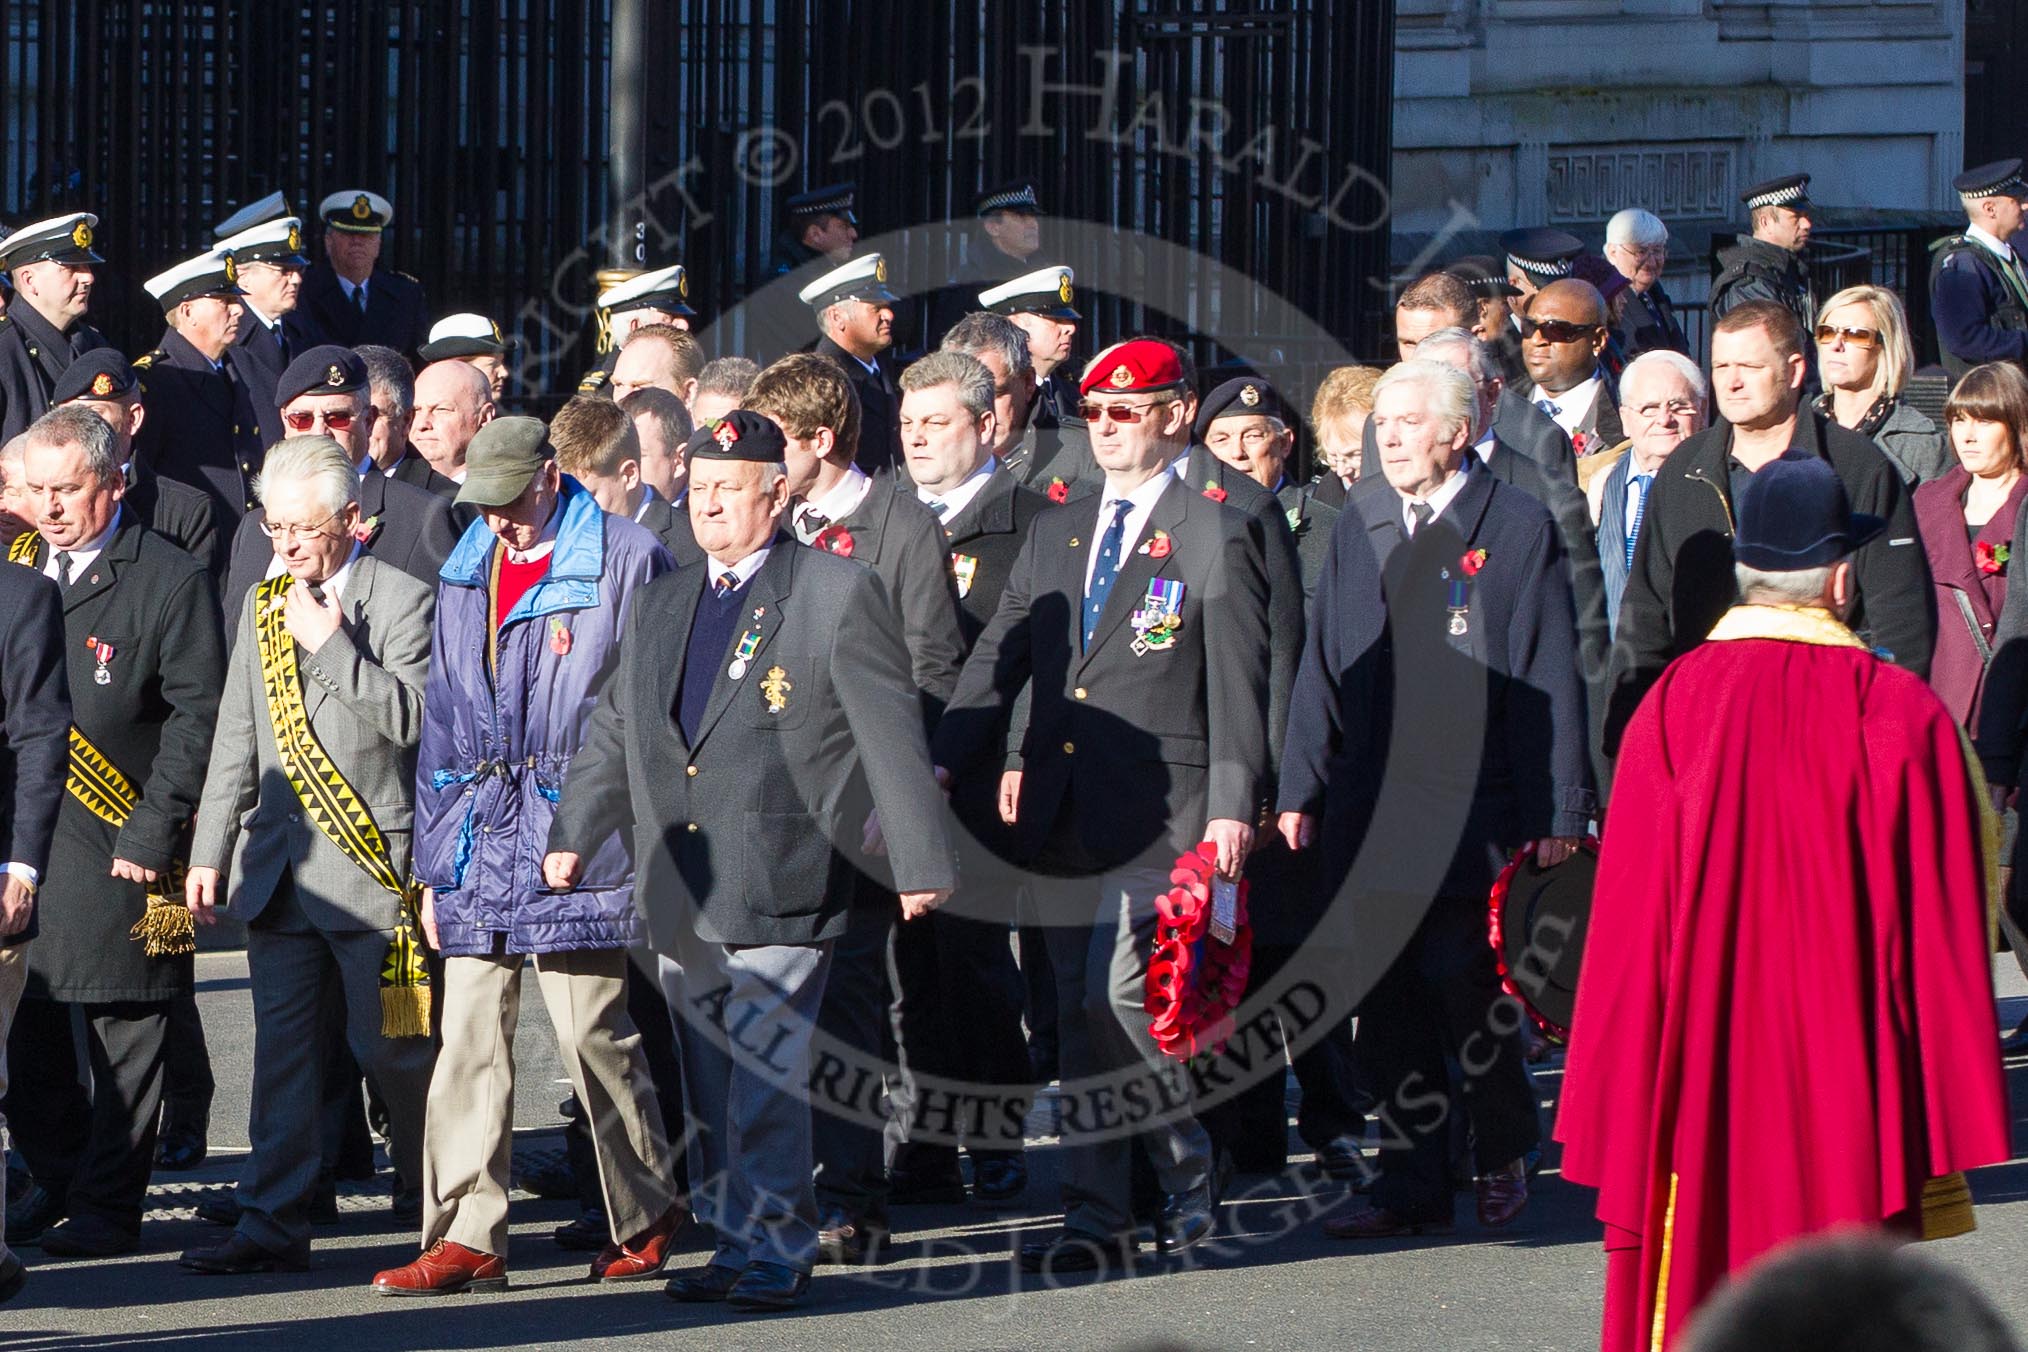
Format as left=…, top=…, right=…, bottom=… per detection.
left=410, top=360, right=495, bottom=483
left=1517, top=279, right=1624, bottom=458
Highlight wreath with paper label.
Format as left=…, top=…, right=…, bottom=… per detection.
left=1144, top=843, right=1253, bottom=1059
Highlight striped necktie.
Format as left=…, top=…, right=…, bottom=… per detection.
left=1626, top=473, right=1652, bottom=568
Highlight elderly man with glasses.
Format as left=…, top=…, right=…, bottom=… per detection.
left=178, top=435, right=439, bottom=1277
left=1603, top=209, right=1688, bottom=359
left=1585, top=350, right=1710, bottom=633
left=220, top=347, right=457, bottom=614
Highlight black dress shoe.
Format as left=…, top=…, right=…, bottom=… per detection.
left=815, top=1216, right=884, bottom=1266
left=0, top=1251, right=23, bottom=1305
left=886, top=1170, right=967, bottom=1206
left=155, top=1129, right=208, bottom=1171
left=1017, top=1230, right=1137, bottom=1275
left=196, top=1195, right=243, bottom=1227
left=39, top=1214, right=138, bottom=1258
left=552, top=1209, right=609, bottom=1252
left=726, top=1260, right=809, bottom=1312
left=1156, top=1186, right=1215, bottom=1255
left=198, top=1183, right=337, bottom=1229
left=5, top=1184, right=62, bottom=1245
left=390, top=1184, right=423, bottom=1227
left=665, top=1262, right=744, bottom=1302
left=179, top=1232, right=310, bottom=1274
left=1315, top=1137, right=1367, bottom=1182
left=971, top=1156, right=1028, bottom=1203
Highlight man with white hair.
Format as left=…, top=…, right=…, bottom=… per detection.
left=1589, top=350, right=1709, bottom=633
left=1603, top=208, right=1688, bottom=358
left=1278, top=358, right=1592, bottom=1241
left=178, top=435, right=438, bottom=1276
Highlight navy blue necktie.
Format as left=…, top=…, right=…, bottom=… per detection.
left=1083, top=499, right=1133, bottom=649
left=1626, top=474, right=1652, bottom=568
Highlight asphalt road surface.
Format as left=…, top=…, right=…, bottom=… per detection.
left=8, top=950, right=2028, bottom=1351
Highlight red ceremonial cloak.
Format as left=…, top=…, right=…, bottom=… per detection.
left=1556, top=604, right=2011, bottom=1351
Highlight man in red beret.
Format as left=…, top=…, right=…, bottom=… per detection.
left=932, top=337, right=1273, bottom=1273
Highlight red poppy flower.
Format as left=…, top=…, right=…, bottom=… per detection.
left=1460, top=548, right=1488, bottom=577
left=1046, top=477, right=1069, bottom=505
left=1142, top=530, right=1172, bottom=559
left=813, top=524, right=855, bottom=558
left=1202, top=482, right=1228, bottom=504
left=1978, top=541, right=2010, bottom=576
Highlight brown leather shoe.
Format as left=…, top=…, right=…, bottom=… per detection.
left=1321, top=1205, right=1456, bottom=1239
left=1475, top=1160, right=1529, bottom=1229
left=592, top=1205, right=689, bottom=1282
left=371, top=1240, right=508, bottom=1296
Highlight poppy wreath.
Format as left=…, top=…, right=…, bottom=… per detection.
left=1144, top=842, right=1253, bottom=1059
left=1485, top=835, right=1601, bottom=1045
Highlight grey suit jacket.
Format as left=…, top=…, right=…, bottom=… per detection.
left=551, top=538, right=956, bottom=948
left=190, top=555, right=436, bottom=933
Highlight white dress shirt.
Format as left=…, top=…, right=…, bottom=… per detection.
left=263, top=542, right=364, bottom=599
left=1535, top=375, right=1602, bottom=439
left=705, top=545, right=772, bottom=590
left=795, top=466, right=872, bottom=543
left=1398, top=457, right=1474, bottom=536
left=1968, top=223, right=2021, bottom=273
left=44, top=506, right=122, bottom=583
left=1085, top=468, right=1174, bottom=594
left=916, top=457, right=997, bottom=522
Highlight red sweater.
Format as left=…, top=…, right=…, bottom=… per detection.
left=495, top=551, right=550, bottom=622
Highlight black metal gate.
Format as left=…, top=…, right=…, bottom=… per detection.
left=1, top=1, right=1395, bottom=402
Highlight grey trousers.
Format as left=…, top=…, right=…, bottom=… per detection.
left=1036, top=865, right=1211, bottom=1240
left=236, top=875, right=436, bottom=1253
left=661, top=932, right=831, bottom=1275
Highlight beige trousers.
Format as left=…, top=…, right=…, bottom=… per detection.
left=421, top=948, right=674, bottom=1258
left=0, top=944, right=27, bottom=1273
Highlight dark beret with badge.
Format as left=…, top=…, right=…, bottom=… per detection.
left=687, top=410, right=788, bottom=464
left=1193, top=376, right=1287, bottom=441
left=52, top=350, right=141, bottom=406
left=0, top=211, right=104, bottom=271
left=277, top=345, right=369, bottom=406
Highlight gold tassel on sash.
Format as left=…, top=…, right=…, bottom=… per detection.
left=254, top=575, right=431, bottom=1036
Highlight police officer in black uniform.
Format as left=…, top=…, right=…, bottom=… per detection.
left=1931, top=159, right=2028, bottom=379
left=771, top=184, right=859, bottom=277
left=1710, top=174, right=1816, bottom=332
left=575, top=264, right=696, bottom=396
left=1446, top=254, right=1529, bottom=386
left=133, top=248, right=265, bottom=530
left=929, top=180, right=1045, bottom=346
left=299, top=190, right=429, bottom=354
left=215, top=205, right=322, bottom=452
left=0, top=213, right=110, bottom=443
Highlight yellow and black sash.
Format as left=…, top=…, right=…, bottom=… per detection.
left=253, top=574, right=430, bottom=1036
left=8, top=530, right=192, bottom=955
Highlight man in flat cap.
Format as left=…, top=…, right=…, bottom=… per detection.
left=577, top=265, right=696, bottom=397
left=221, top=347, right=457, bottom=613
left=1710, top=174, right=1816, bottom=338
left=420, top=313, right=517, bottom=403
left=1931, top=159, right=2028, bottom=379
left=0, top=212, right=111, bottom=443
left=300, top=190, right=429, bottom=354
left=932, top=336, right=1272, bottom=1273
left=802, top=254, right=904, bottom=475
left=545, top=410, right=954, bottom=1313
left=373, top=416, right=683, bottom=1297
left=930, top=179, right=1046, bottom=344
left=217, top=213, right=323, bottom=449
left=133, top=248, right=264, bottom=529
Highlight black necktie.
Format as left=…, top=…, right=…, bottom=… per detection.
left=57, top=553, right=74, bottom=585
left=1409, top=502, right=1434, bottom=536
left=796, top=507, right=829, bottom=538
left=353, top=284, right=368, bottom=315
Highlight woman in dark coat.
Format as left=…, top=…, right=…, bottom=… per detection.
left=1916, top=362, right=2028, bottom=731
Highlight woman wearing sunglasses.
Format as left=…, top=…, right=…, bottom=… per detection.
left=1812, top=284, right=1948, bottom=485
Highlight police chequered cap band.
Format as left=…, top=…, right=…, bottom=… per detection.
left=977, top=184, right=1041, bottom=215
left=1741, top=177, right=1810, bottom=210
left=1508, top=253, right=1575, bottom=282
left=1957, top=160, right=2028, bottom=200
left=1961, top=179, right=2026, bottom=200
left=790, top=190, right=854, bottom=217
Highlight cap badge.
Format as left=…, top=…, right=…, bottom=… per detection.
left=1108, top=364, right=1134, bottom=389
left=1059, top=275, right=1074, bottom=304
left=71, top=220, right=92, bottom=249
left=351, top=194, right=373, bottom=220
left=90, top=372, right=114, bottom=397
left=677, top=271, right=690, bottom=299
left=222, top=255, right=238, bottom=284
left=873, top=258, right=888, bottom=283
left=1240, top=384, right=1261, bottom=407
left=713, top=419, right=739, bottom=449
left=325, top=364, right=346, bottom=388
left=286, top=223, right=302, bottom=253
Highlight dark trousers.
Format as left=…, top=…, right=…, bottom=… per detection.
left=1016, top=886, right=1058, bottom=1080
left=1359, top=895, right=1539, bottom=1220
left=158, top=992, right=214, bottom=1140
left=885, top=902, right=1031, bottom=1179
left=6, top=994, right=170, bottom=1235
left=811, top=899, right=898, bottom=1229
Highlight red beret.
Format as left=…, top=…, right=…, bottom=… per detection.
left=1079, top=338, right=1187, bottom=397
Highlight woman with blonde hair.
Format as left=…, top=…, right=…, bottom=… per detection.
left=1307, top=364, right=1383, bottom=506
left=1813, top=283, right=1948, bottom=483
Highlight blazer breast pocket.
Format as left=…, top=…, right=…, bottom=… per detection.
left=743, top=658, right=810, bottom=731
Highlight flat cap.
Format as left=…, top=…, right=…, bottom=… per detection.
left=456, top=415, right=554, bottom=508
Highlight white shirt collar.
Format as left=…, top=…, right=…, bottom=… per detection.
left=705, top=545, right=771, bottom=589
left=1536, top=374, right=1601, bottom=436
left=263, top=541, right=364, bottom=601
left=1085, top=467, right=1176, bottom=593
left=1398, top=457, right=1473, bottom=535
left=46, top=505, right=123, bottom=580
left=917, top=457, right=997, bottom=522
left=796, top=465, right=872, bottom=541
left=1472, top=428, right=1498, bottom=464
left=1968, top=223, right=2017, bottom=263
left=633, top=485, right=659, bottom=522
left=244, top=299, right=281, bottom=331
left=501, top=504, right=561, bottom=565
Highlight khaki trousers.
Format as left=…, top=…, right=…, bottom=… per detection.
left=0, top=944, right=26, bottom=1272
left=421, top=948, right=674, bottom=1258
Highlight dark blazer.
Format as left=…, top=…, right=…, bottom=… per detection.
left=1522, top=373, right=1624, bottom=456
left=1182, top=444, right=1306, bottom=776
left=1279, top=467, right=1593, bottom=909
left=1492, top=388, right=1577, bottom=482
left=124, top=460, right=223, bottom=579
left=226, top=308, right=326, bottom=450
left=636, top=489, right=703, bottom=568
left=132, top=328, right=266, bottom=527
left=1308, top=471, right=1350, bottom=511
left=1277, top=477, right=1344, bottom=603
left=1005, top=417, right=1099, bottom=495
left=1612, top=282, right=1689, bottom=359
left=1604, top=410, right=1935, bottom=755
left=1918, top=468, right=2028, bottom=732
left=0, top=564, right=70, bottom=947
left=301, top=262, right=430, bottom=355
left=223, top=469, right=458, bottom=626
left=824, top=472, right=967, bottom=718
left=0, top=305, right=111, bottom=443
left=13, top=521, right=222, bottom=1001
left=935, top=467, right=1050, bottom=644
left=550, top=540, right=957, bottom=947
left=385, top=449, right=460, bottom=501
left=933, top=474, right=1272, bottom=872
left=817, top=335, right=903, bottom=476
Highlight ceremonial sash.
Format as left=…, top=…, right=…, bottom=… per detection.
left=8, top=530, right=192, bottom=955
left=253, top=574, right=431, bottom=1036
